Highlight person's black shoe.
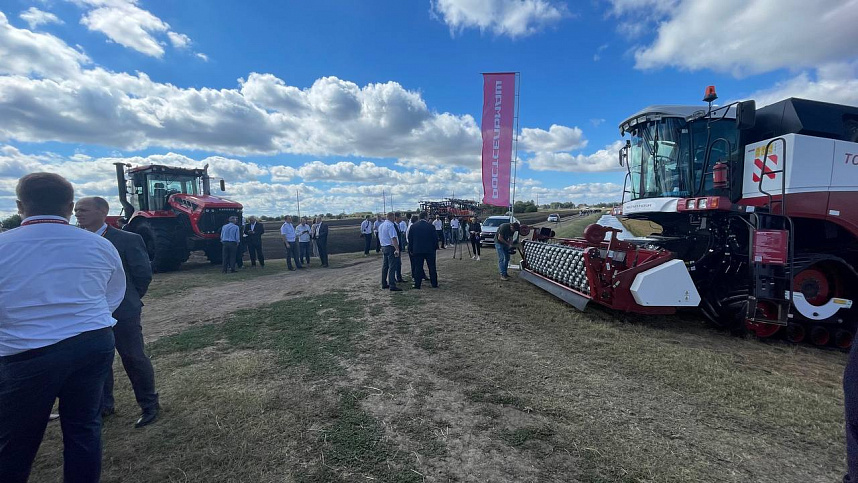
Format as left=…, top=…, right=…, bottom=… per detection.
left=412, top=285, right=421, bottom=289
left=289, top=267, right=296, bottom=271
left=431, top=285, right=439, bottom=288
left=101, top=407, right=115, bottom=418
left=135, top=406, right=159, bottom=428
left=382, top=285, right=389, bottom=289
left=390, top=287, right=403, bottom=292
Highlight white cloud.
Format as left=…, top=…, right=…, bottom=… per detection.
left=0, top=16, right=483, bottom=169
left=520, top=124, right=587, bottom=152
left=526, top=182, right=623, bottom=205
left=195, top=52, right=209, bottom=62
left=73, top=0, right=194, bottom=58
left=745, top=62, right=858, bottom=108
left=167, top=31, right=190, bottom=49
left=527, top=141, right=624, bottom=172
left=611, top=0, right=858, bottom=77
left=19, top=7, right=64, bottom=29
left=0, top=12, right=88, bottom=78
left=593, top=43, right=608, bottom=61
left=431, top=0, right=568, bottom=38
left=589, top=118, right=605, bottom=127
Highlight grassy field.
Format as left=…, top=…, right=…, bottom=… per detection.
left=550, top=213, right=603, bottom=239
left=29, top=242, right=849, bottom=481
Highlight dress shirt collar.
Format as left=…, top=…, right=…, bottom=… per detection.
left=22, top=215, right=69, bottom=224
left=96, top=223, right=109, bottom=236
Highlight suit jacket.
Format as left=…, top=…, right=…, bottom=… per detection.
left=244, top=222, right=265, bottom=245
left=104, top=226, right=153, bottom=320
left=408, top=220, right=437, bottom=255
left=317, top=222, right=329, bottom=242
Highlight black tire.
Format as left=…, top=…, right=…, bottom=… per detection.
left=130, top=219, right=188, bottom=272
left=204, top=243, right=223, bottom=264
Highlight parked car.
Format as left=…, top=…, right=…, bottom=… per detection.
left=547, top=213, right=560, bottom=222
left=479, top=215, right=520, bottom=246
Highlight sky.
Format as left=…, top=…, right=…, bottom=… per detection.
left=0, top=0, right=857, bottom=217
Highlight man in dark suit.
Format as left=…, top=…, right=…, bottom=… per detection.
left=407, top=212, right=438, bottom=289
left=75, top=197, right=159, bottom=428
left=244, top=216, right=265, bottom=267
left=316, top=216, right=329, bottom=267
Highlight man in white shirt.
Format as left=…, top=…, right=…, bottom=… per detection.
left=296, top=217, right=312, bottom=266
left=373, top=215, right=382, bottom=254
left=360, top=215, right=373, bottom=256
left=379, top=212, right=402, bottom=291
left=0, top=173, right=126, bottom=483
left=433, top=215, right=444, bottom=249
left=450, top=217, right=460, bottom=244
left=280, top=215, right=302, bottom=270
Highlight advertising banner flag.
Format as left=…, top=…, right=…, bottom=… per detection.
left=481, top=73, right=516, bottom=207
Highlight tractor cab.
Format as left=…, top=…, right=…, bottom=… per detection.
left=123, top=164, right=215, bottom=214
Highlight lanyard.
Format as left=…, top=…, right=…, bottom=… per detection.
left=21, top=218, right=69, bottom=226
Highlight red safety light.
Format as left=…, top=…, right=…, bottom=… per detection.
left=703, top=85, right=718, bottom=103
left=713, top=161, right=729, bottom=189
left=677, top=196, right=732, bottom=212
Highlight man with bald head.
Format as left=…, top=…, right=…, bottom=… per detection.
left=75, top=196, right=158, bottom=429
left=1, top=174, right=126, bottom=482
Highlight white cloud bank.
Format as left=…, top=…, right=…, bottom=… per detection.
left=19, top=7, right=63, bottom=29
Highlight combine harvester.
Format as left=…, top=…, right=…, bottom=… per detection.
left=520, top=87, right=858, bottom=348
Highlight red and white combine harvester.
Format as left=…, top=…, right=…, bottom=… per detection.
left=520, top=87, right=858, bottom=348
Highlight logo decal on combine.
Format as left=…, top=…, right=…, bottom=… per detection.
left=752, top=148, right=778, bottom=183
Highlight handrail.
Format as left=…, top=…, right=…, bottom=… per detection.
left=756, top=137, right=788, bottom=216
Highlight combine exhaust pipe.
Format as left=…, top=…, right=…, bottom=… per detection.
left=114, top=162, right=134, bottom=217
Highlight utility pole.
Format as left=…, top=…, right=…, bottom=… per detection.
left=383, top=189, right=386, bottom=213
left=296, top=190, right=301, bottom=218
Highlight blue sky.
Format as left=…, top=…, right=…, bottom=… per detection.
left=0, top=0, right=856, bottom=216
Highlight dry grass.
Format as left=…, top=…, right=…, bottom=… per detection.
left=28, top=245, right=849, bottom=482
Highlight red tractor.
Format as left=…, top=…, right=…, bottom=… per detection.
left=520, top=89, right=858, bottom=348
left=111, top=162, right=243, bottom=272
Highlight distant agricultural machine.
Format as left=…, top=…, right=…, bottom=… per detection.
left=520, top=88, right=858, bottom=348
left=111, top=163, right=243, bottom=272
left=419, top=198, right=480, bottom=219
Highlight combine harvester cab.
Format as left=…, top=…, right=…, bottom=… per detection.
left=521, top=87, right=858, bottom=348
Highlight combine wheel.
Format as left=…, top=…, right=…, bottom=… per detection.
left=835, top=329, right=854, bottom=349
left=810, top=326, right=831, bottom=346
left=785, top=323, right=806, bottom=343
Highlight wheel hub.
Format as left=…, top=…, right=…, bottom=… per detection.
left=794, top=268, right=830, bottom=306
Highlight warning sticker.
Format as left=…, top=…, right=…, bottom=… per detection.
left=753, top=230, right=788, bottom=265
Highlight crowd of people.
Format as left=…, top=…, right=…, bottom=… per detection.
left=219, top=215, right=329, bottom=273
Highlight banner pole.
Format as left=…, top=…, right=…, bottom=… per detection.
left=510, top=72, right=521, bottom=223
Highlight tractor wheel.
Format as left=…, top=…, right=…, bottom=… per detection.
left=132, top=219, right=187, bottom=273
left=204, top=243, right=223, bottom=264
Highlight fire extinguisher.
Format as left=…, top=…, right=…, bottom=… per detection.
left=713, top=161, right=729, bottom=189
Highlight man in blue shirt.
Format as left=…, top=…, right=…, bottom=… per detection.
left=280, top=216, right=302, bottom=270
left=220, top=216, right=240, bottom=273
left=379, top=212, right=402, bottom=291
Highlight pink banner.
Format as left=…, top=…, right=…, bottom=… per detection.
left=481, top=73, right=515, bottom=207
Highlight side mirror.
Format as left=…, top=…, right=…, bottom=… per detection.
left=735, top=100, right=756, bottom=130
left=618, top=140, right=630, bottom=167
left=219, top=179, right=226, bottom=191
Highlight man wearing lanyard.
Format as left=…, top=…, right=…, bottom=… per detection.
left=74, top=197, right=159, bottom=428
left=244, top=216, right=265, bottom=267
left=0, top=173, right=126, bottom=483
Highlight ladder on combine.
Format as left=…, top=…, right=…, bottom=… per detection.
left=746, top=138, right=795, bottom=330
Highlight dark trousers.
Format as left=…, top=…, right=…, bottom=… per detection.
left=247, top=241, right=265, bottom=266
left=299, top=242, right=311, bottom=265
left=102, top=314, right=158, bottom=412
left=412, top=251, right=438, bottom=288
left=0, top=328, right=115, bottom=483
left=235, top=241, right=246, bottom=268
left=318, top=238, right=329, bottom=266
left=363, top=234, right=372, bottom=255
left=845, top=342, right=858, bottom=482
left=374, top=233, right=381, bottom=253
left=286, top=242, right=302, bottom=269
left=381, top=246, right=400, bottom=289
left=436, top=230, right=444, bottom=249
left=222, top=241, right=238, bottom=272
left=470, top=234, right=481, bottom=256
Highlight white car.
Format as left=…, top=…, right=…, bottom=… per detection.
left=547, top=213, right=560, bottom=222
left=479, top=216, right=520, bottom=246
